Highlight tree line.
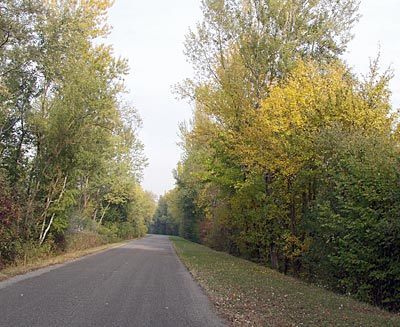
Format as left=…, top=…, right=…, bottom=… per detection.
left=152, top=0, right=400, bottom=312
left=0, top=0, right=155, bottom=268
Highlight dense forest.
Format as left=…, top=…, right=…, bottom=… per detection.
left=0, top=0, right=155, bottom=268
left=151, top=0, right=400, bottom=312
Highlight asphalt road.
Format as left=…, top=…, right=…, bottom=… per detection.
left=0, top=235, right=228, bottom=327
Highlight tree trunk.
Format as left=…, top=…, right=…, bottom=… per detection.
left=270, top=243, right=279, bottom=270
left=97, top=203, right=110, bottom=226
left=38, top=175, right=67, bottom=245
left=39, top=213, right=55, bottom=245
left=265, top=172, right=273, bottom=196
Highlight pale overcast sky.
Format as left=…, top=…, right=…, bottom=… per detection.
left=107, top=0, right=400, bottom=196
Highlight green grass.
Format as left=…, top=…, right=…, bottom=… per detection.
left=170, top=236, right=400, bottom=327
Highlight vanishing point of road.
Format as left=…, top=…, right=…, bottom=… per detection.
left=0, top=235, right=228, bottom=327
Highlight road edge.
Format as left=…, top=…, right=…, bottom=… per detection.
left=0, top=237, right=146, bottom=286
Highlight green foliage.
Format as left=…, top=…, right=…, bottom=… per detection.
left=181, top=0, right=360, bottom=102
left=151, top=179, right=201, bottom=242
left=0, top=0, right=153, bottom=269
left=151, top=193, right=180, bottom=236
left=304, top=127, right=400, bottom=311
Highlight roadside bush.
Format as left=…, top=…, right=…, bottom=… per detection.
left=0, top=173, right=21, bottom=268
left=117, top=222, right=136, bottom=239
left=305, top=128, right=400, bottom=311
left=65, top=232, right=107, bottom=251
left=97, top=223, right=119, bottom=243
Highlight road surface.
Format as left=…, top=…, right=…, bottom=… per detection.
left=0, top=235, right=228, bottom=327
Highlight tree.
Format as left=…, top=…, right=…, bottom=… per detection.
left=152, top=196, right=171, bottom=235
left=0, top=0, right=149, bottom=267
left=25, top=0, right=131, bottom=245
left=181, top=0, right=360, bottom=101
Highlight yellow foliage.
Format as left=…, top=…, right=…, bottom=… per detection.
left=237, top=60, right=393, bottom=176
left=44, top=0, right=114, bottom=38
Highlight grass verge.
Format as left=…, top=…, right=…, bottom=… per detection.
left=0, top=239, right=132, bottom=282
left=170, top=236, right=400, bottom=327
